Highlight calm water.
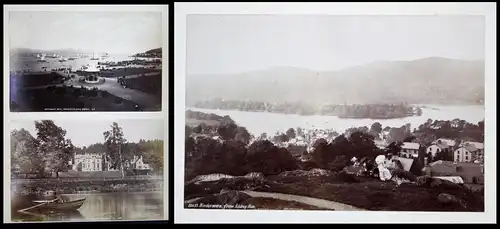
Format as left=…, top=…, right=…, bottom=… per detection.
left=10, top=55, right=159, bottom=72
left=187, top=104, right=485, bottom=136
left=12, top=192, right=164, bottom=222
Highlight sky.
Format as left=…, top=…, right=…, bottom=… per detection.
left=9, top=11, right=162, bottom=55
left=10, top=119, right=164, bottom=147
left=186, top=15, right=485, bottom=75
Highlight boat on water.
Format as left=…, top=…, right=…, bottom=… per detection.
left=37, top=54, right=47, bottom=63
left=19, top=197, right=86, bottom=213
left=90, top=52, right=100, bottom=60
left=58, top=56, right=68, bottom=62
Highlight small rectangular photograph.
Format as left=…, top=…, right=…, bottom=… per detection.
left=8, top=118, right=165, bottom=222
left=176, top=3, right=495, bottom=223
left=6, top=5, right=165, bottom=112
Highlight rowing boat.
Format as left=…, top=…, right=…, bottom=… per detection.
left=31, top=198, right=86, bottom=212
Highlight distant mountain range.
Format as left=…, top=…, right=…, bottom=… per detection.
left=186, top=57, right=485, bottom=106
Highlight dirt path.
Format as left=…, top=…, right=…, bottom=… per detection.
left=241, top=191, right=365, bottom=211
left=184, top=191, right=365, bottom=211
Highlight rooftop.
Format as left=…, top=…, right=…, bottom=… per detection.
left=401, top=142, right=420, bottom=150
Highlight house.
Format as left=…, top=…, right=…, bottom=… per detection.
left=70, top=152, right=110, bottom=172
left=399, top=142, right=420, bottom=158
left=129, top=155, right=151, bottom=170
left=427, top=139, right=455, bottom=157
left=458, top=141, right=484, bottom=160
left=424, top=160, right=484, bottom=184
left=454, top=141, right=484, bottom=163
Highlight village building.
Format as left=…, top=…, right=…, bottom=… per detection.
left=399, top=142, right=420, bottom=158
left=454, top=141, right=484, bottom=163
left=126, top=155, right=152, bottom=175
left=423, top=160, right=484, bottom=184
left=427, top=138, right=455, bottom=157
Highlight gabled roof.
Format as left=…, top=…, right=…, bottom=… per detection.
left=433, top=138, right=456, bottom=147
left=401, top=142, right=420, bottom=150
left=460, top=141, right=484, bottom=150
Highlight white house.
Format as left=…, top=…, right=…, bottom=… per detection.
left=459, top=141, right=484, bottom=154
left=454, top=142, right=482, bottom=163
left=129, top=155, right=151, bottom=170
left=400, top=142, right=420, bottom=158
left=70, top=152, right=117, bottom=172
left=426, top=139, right=454, bottom=157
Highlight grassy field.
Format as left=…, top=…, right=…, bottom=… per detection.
left=185, top=174, right=484, bottom=212
left=100, top=68, right=160, bottom=78
left=11, top=72, right=64, bottom=87
left=11, top=86, right=138, bottom=112
left=124, top=72, right=162, bottom=97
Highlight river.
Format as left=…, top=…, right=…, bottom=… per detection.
left=11, top=192, right=164, bottom=222
left=187, top=104, right=484, bottom=136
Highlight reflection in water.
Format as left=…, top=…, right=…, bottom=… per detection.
left=12, top=192, right=163, bottom=222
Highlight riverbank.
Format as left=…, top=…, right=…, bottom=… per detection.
left=12, top=178, right=164, bottom=196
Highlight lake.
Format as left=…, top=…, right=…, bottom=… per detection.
left=10, top=54, right=159, bottom=72
left=187, top=104, right=485, bottom=136
left=11, top=192, right=164, bottom=222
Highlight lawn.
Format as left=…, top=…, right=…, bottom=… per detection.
left=11, top=86, right=139, bottom=112
left=123, top=72, right=162, bottom=98
left=185, top=174, right=484, bottom=212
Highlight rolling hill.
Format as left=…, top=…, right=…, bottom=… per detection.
left=186, top=57, right=485, bottom=106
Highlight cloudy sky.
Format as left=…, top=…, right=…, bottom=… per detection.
left=9, top=11, right=162, bottom=55
left=10, top=119, right=164, bottom=147
left=187, top=15, right=485, bottom=75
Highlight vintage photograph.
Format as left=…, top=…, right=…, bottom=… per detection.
left=9, top=119, right=165, bottom=222
left=7, top=8, right=164, bottom=112
left=183, top=14, right=487, bottom=213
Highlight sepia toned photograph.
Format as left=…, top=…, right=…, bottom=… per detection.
left=183, top=13, right=489, bottom=215
left=7, top=6, right=165, bottom=112
left=8, top=119, right=165, bottom=222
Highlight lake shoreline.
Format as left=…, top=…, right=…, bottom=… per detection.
left=11, top=178, right=164, bottom=196
left=187, top=105, right=485, bottom=137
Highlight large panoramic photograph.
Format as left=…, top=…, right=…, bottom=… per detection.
left=8, top=10, right=163, bottom=112
left=184, top=14, right=485, bottom=212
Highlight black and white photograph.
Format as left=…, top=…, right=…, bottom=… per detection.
left=6, top=5, right=166, bottom=112
left=175, top=3, right=496, bottom=223
left=7, top=118, right=166, bottom=222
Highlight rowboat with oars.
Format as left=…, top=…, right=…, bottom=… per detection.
left=18, top=197, right=86, bottom=213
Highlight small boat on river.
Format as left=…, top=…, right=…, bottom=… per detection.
left=18, top=197, right=86, bottom=213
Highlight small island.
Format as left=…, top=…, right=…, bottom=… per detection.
left=192, top=99, right=423, bottom=119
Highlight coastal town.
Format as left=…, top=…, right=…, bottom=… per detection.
left=10, top=48, right=162, bottom=112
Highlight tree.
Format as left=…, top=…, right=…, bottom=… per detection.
left=286, top=128, right=296, bottom=139
left=370, top=122, right=383, bottom=134
left=403, top=135, right=416, bottom=142
left=140, top=139, right=164, bottom=175
left=34, top=120, right=74, bottom=178
left=10, top=129, right=43, bottom=176
left=234, top=126, right=251, bottom=145
left=433, top=150, right=444, bottom=162
left=246, top=140, right=297, bottom=175
left=103, top=122, right=127, bottom=178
